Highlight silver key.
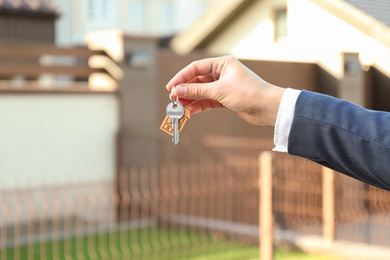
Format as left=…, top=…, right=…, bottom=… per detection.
left=166, top=101, right=184, bottom=145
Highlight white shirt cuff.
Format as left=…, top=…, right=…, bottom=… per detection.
left=273, top=88, right=302, bottom=153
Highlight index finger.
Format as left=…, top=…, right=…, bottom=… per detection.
left=166, top=57, right=222, bottom=91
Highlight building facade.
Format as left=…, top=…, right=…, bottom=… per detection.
left=51, top=0, right=216, bottom=46
left=171, top=0, right=390, bottom=107
left=0, top=0, right=58, bottom=44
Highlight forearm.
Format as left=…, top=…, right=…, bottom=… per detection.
left=288, top=90, right=390, bottom=191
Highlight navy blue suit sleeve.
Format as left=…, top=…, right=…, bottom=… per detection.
left=288, top=90, right=390, bottom=191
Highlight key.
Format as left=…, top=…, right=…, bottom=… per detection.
left=160, top=106, right=191, bottom=137
left=166, top=101, right=184, bottom=145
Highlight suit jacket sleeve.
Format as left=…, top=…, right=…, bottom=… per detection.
left=288, top=90, right=390, bottom=191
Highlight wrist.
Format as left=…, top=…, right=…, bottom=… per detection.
left=263, top=86, right=285, bottom=126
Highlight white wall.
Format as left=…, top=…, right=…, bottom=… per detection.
left=206, top=0, right=287, bottom=56
left=0, top=93, right=119, bottom=190
left=208, top=0, right=389, bottom=64
left=286, top=0, right=388, bottom=63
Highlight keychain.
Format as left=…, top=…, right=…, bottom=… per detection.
left=160, top=86, right=191, bottom=144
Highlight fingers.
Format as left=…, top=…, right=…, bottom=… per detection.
left=169, top=76, right=214, bottom=103
left=174, top=82, right=218, bottom=101
left=166, top=56, right=228, bottom=90
left=169, top=97, right=223, bottom=114
left=187, top=75, right=215, bottom=84
left=177, top=98, right=196, bottom=107
left=165, top=56, right=238, bottom=115
left=166, top=59, right=213, bottom=90
left=186, top=99, right=224, bottom=114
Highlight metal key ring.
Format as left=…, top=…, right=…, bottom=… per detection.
left=170, top=86, right=179, bottom=105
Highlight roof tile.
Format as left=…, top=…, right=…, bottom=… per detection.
left=343, top=0, right=390, bottom=27
left=0, top=0, right=57, bottom=17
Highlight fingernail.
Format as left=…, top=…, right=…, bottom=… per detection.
left=175, top=85, right=186, bottom=96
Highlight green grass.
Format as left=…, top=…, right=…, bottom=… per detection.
left=190, top=247, right=340, bottom=260
left=1, top=226, right=339, bottom=260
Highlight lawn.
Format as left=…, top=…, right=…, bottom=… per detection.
left=1, top=226, right=340, bottom=260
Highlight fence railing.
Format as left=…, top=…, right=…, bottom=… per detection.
left=3, top=151, right=390, bottom=259
left=0, top=162, right=260, bottom=259
left=259, top=151, right=390, bottom=260
left=0, top=43, right=122, bottom=92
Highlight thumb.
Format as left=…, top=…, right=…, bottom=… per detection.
left=174, top=83, right=216, bottom=100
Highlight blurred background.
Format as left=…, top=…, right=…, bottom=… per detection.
left=1, top=0, right=390, bottom=259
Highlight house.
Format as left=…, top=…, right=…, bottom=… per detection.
left=0, top=1, right=120, bottom=226
left=51, top=0, right=217, bottom=46
left=171, top=0, right=390, bottom=109
left=0, top=0, right=58, bottom=44
left=171, top=0, right=390, bottom=63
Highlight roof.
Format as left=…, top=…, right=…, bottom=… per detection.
left=171, top=0, right=390, bottom=54
left=311, top=0, right=390, bottom=50
left=170, top=0, right=252, bottom=54
left=0, top=0, right=58, bottom=18
left=343, top=0, right=390, bottom=27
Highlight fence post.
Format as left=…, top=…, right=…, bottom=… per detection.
left=322, top=167, right=335, bottom=243
left=259, top=151, right=273, bottom=260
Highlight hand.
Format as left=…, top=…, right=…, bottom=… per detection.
left=166, top=55, right=285, bottom=126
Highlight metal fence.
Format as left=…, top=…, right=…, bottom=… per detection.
left=260, top=151, right=390, bottom=259
left=3, top=148, right=390, bottom=259
left=0, top=162, right=260, bottom=260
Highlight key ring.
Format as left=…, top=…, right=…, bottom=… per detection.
left=170, top=86, right=179, bottom=105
